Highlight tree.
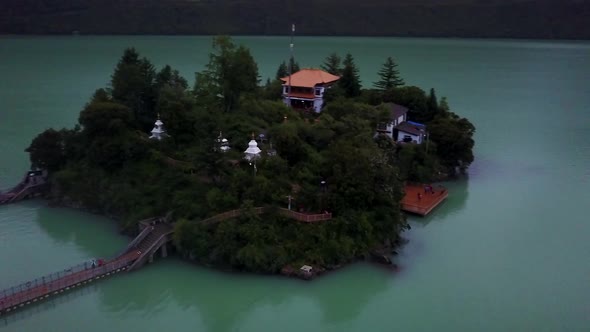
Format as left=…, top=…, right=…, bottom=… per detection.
left=373, top=57, right=404, bottom=90
left=26, top=129, right=65, bottom=171
left=386, top=86, right=429, bottom=123
left=321, top=53, right=342, bottom=76
left=90, top=88, right=110, bottom=103
left=261, top=78, right=284, bottom=100
left=110, top=48, right=157, bottom=131
left=428, top=115, right=475, bottom=174
left=269, top=122, right=308, bottom=166
left=289, top=56, right=300, bottom=74
left=155, top=65, right=188, bottom=92
left=439, top=96, right=450, bottom=114
left=78, top=101, right=135, bottom=138
left=78, top=101, right=148, bottom=171
left=276, top=61, right=288, bottom=80
left=427, top=88, right=438, bottom=114
left=195, top=36, right=259, bottom=112
left=339, top=53, right=361, bottom=98
left=155, top=85, right=196, bottom=146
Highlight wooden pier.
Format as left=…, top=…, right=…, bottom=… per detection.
left=401, top=184, right=448, bottom=216
left=0, top=222, right=173, bottom=317
left=0, top=252, right=139, bottom=316
left=0, top=170, right=48, bottom=205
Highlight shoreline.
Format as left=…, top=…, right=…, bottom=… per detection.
left=41, top=194, right=404, bottom=281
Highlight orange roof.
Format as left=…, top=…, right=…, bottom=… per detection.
left=280, top=69, right=340, bottom=88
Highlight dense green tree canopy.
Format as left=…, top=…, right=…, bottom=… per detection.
left=110, top=48, right=157, bottom=131
left=26, top=129, right=65, bottom=172
left=195, top=36, right=259, bottom=112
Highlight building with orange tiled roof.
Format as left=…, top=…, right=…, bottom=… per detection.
left=280, top=68, right=340, bottom=113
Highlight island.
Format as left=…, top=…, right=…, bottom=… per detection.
left=24, top=36, right=475, bottom=278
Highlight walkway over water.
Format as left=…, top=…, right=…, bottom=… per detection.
left=0, top=205, right=330, bottom=317
left=0, top=170, right=47, bottom=205
left=0, top=219, right=173, bottom=316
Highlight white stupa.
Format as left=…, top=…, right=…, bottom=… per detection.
left=244, top=136, right=262, bottom=162
left=220, top=138, right=230, bottom=152
left=215, top=131, right=231, bottom=152
left=149, top=115, right=167, bottom=140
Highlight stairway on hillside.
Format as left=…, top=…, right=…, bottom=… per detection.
left=135, top=224, right=171, bottom=254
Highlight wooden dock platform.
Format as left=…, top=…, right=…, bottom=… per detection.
left=401, top=184, right=448, bottom=216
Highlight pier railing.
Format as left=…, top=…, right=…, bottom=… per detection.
left=201, top=207, right=266, bottom=225
left=278, top=209, right=332, bottom=223
left=201, top=207, right=332, bottom=225
left=0, top=261, right=96, bottom=300
left=0, top=254, right=137, bottom=312
left=117, top=226, right=153, bottom=257
left=128, top=232, right=171, bottom=271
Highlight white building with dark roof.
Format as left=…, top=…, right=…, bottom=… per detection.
left=396, top=121, right=426, bottom=144
left=376, top=103, right=409, bottom=139
left=375, top=103, right=427, bottom=144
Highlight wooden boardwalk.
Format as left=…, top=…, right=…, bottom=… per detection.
left=0, top=251, right=139, bottom=315
left=0, top=222, right=173, bottom=317
left=0, top=170, right=47, bottom=205
left=401, top=184, right=448, bottom=216
left=201, top=207, right=332, bottom=225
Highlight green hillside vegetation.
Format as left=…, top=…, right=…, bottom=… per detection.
left=1, top=0, right=589, bottom=39
left=26, top=36, right=474, bottom=273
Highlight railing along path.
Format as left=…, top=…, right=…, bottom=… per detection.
left=0, top=251, right=140, bottom=314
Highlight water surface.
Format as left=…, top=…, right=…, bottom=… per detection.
left=1, top=36, right=589, bottom=331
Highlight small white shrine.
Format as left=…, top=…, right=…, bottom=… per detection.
left=149, top=115, right=167, bottom=140
left=244, top=136, right=262, bottom=162
left=216, top=132, right=231, bottom=152
left=220, top=138, right=230, bottom=152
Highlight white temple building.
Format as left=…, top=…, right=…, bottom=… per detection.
left=244, top=138, right=262, bottom=162
left=149, top=115, right=168, bottom=140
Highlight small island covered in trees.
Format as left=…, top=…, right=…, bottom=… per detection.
left=25, top=36, right=475, bottom=277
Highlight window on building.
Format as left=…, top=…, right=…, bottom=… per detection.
left=315, top=88, right=322, bottom=96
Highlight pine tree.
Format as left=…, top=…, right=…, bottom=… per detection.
left=110, top=47, right=157, bottom=130
left=339, top=53, right=361, bottom=98
left=276, top=61, right=288, bottom=80
left=155, top=65, right=188, bottom=91
left=289, top=56, right=300, bottom=74
left=427, top=88, right=438, bottom=113
left=321, top=53, right=342, bottom=75
left=373, top=57, right=405, bottom=91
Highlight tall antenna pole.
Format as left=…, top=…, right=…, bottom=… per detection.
left=288, top=23, right=295, bottom=102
